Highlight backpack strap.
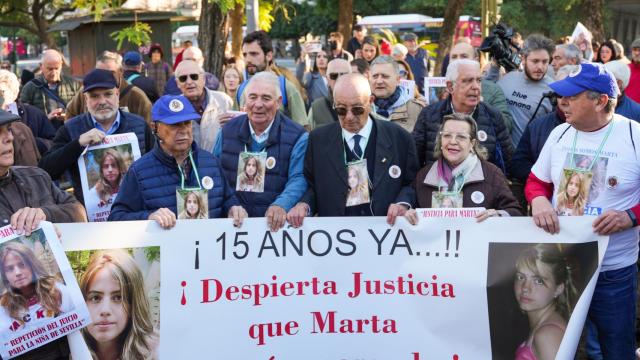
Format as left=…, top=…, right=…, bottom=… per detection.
left=120, top=84, right=134, bottom=99
left=279, top=75, right=288, bottom=108
left=126, top=73, right=141, bottom=83
left=31, top=78, right=67, bottom=107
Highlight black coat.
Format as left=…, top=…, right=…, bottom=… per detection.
left=412, top=98, right=513, bottom=174
left=124, top=70, right=160, bottom=103
left=301, top=117, right=418, bottom=216
left=15, top=101, right=56, bottom=155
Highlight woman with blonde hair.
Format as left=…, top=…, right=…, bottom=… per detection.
left=178, top=191, right=207, bottom=219
left=555, top=171, right=589, bottom=216
left=237, top=155, right=264, bottom=192
left=0, top=241, right=72, bottom=331
left=346, top=165, right=369, bottom=206
left=513, top=244, right=578, bottom=360
left=86, top=149, right=126, bottom=209
left=219, top=64, right=244, bottom=110
left=80, top=249, right=158, bottom=360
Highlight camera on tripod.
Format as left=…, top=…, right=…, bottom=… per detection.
left=480, top=23, right=522, bottom=72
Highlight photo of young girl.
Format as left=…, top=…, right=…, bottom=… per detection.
left=432, top=192, right=463, bottom=209
left=346, top=162, right=370, bottom=207
left=177, top=190, right=208, bottom=219
left=555, top=169, right=592, bottom=216
left=236, top=153, right=266, bottom=193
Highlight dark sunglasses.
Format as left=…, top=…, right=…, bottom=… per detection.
left=178, top=73, right=200, bottom=83
left=333, top=105, right=367, bottom=117
left=328, top=72, right=348, bottom=81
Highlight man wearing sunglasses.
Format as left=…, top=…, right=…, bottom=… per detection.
left=307, top=58, right=351, bottom=129
left=163, top=46, right=220, bottom=96
left=369, top=56, right=425, bottom=132
left=287, top=73, right=418, bottom=227
left=174, top=60, right=233, bottom=152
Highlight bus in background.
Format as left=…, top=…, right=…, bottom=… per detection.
left=358, top=14, right=482, bottom=56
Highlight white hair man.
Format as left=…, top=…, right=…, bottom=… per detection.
left=213, top=72, right=308, bottom=231
left=551, top=43, right=582, bottom=74
left=604, top=60, right=640, bottom=121
left=19, top=49, right=81, bottom=123
left=307, top=58, right=352, bottom=129
left=164, top=46, right=221, bottom=96
left=412, top=59, right=513, bottom=172
left=369, top=55, right=425, bottom=132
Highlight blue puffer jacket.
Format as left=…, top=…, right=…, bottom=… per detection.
left=219, top=113, right=305, bottom=217
left=108, top=142, right=238, bottom=221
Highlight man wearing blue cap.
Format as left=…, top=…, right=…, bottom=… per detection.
left=39, top=69, right=153, bottom=205
left=123, top=51, right=159, bottom=103
left=525, top=62, right=640, bottom=359
left=109, top=95, right=247, bottom=229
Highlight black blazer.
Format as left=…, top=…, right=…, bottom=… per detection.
left=301, top=117, right=418, bottom=216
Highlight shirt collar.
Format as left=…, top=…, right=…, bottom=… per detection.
left=91, top=110, right=121, bottom=135
left=341, top=115, right=373, bottom=142
left=249, top=118, right=275, bottom=143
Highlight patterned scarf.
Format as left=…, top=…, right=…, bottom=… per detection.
left=374, top=87, right=403, bottom=118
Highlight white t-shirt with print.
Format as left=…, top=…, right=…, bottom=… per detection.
left=532, top=114, right=640, bottom=271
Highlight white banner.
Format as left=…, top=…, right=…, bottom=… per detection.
left=78, top=133, right=142, bottom=222
left=0, top=223, right=90, bottom=359
left=58, top=217, right=606, bottom=359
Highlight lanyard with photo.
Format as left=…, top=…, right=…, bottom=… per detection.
left=432, top=166, right=467, bottom=208
left=345, top=159, right=371, bottom=207
left=176, top=151, right=208, bottom=218
left=236, top=150, right=267, bottom=193
left=568, top=121, right=614, bottom=172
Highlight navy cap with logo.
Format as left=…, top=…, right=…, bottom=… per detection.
left=123, top=51, right=142, bottom=66
left=0, top=109, right=20, bottom=127
left=83, top=69, right=118, bottom=93
left=152, top=95, right=201, bottom=125
left=549, top=62, right=619, bottom=99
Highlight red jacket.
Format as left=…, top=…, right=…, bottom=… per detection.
left=627, top=62, right=640, bottom=103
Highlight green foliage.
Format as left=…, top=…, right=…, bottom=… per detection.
left=110, top=21, right=152, bottom=50
left=72, top=0, right=122, bottom=22
left=269, top=0, right=336, bottom=38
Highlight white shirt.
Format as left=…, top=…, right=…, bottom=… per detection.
left=531, top=114, right=640, bottom=271
left=249, top=120, right=274, bottom=144
left=341, top=116, right=373, bottom=152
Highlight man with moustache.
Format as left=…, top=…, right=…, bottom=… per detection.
left=66, top=51, right=153, bottom=124
left=412, top=59, right=512, bottom=173
left=369, top=55, right=425, bottom=132
left=286, top=73, right=418, bottom=226
left=307, top=58, right=351, bottom=129
left=39, top=69, right=153, bottom=205
left=498, top=34, right=555, bottom=147
left=239, top=31, right=307, bottom=126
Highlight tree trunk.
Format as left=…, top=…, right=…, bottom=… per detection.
left=434, top=0, right=465, bottom=77
left=581, top=0, right=605, bottom=44
left=338, top=0, right=353, bottom=45
left=199, top=0, right=230, bottom=78
left=230, top=1, right=244, bottom=60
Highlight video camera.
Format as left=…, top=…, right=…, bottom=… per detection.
left=480, top=23, right=522, bottom=72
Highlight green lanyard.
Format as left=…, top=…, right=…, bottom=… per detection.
left=342, top=134, right=369, bottom=165
left=569, top=121, right=615, bottom=171
left=177, top=151, right=202, bottom=190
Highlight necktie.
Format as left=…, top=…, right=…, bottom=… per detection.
left=353, top=134, right=363, bottom=158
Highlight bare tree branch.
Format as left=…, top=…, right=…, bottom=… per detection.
left=0, top=20, right=37, bottom=33
left=47, top=7, right=75, bottom=22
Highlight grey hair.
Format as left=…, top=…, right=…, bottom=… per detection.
left=434, top=112, right=487, bottom=160
left=604, top=60, right=630, bottom=90
left=557, top=43, right=582, bottom=63
left=0, top=70, right=20, bottom=100
left=522, top=34, right=555, bottom=58
left=555, top=64, right=580, bottom=80
left=371, top=55, right=400, bottom=75
left=585, top=90, right=617, bottom=113
left=445, top=59, right=480, bottom=83
left=247, top=71, right=282, bottom=98
left=96, top=51, right=122, bottom=69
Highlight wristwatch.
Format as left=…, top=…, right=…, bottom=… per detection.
left=625, top=209, right=638, bottom=227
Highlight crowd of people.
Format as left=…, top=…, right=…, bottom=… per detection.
left=0, top=25, right=639, bottom=359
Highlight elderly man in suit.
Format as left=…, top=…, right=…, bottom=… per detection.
left=287, top=73, right=418, bottom=226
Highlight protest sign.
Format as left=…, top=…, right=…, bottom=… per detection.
left=417, top=207, right=485, bottom=218
left=0, top=223, right=90, bottom=359
left=425, top=76, right=448, bottom=105
left=78, top=133, right=142, bottom=222
left=399, top=79, right=416, bottom=99
left=59, top=217, right=605, bottom=359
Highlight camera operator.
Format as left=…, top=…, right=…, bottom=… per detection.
left=497, top=34, right=555, bottom=148
left=329, top=32, right=354, bottom=62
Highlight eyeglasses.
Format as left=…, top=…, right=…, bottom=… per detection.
left=178, top=74, right=200, bottom=83
left=440, top=131, right=472, bottom=142
left=333, top=105, right=367, bottom=117
left=399, top=70, right=408, bottom=76
left=328, top=72, right=349, bottom=81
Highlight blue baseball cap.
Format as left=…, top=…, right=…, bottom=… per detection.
left=152, top=95, right=201, bottom=124
left=549, top=62, right=619, bottom=99
left=123, top=51, right=142, bottom=66
left=83, top=69, right=117, bottom=92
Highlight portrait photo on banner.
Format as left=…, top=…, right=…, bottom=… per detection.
left=236, top=152, right=266, bottom=193
left=0, top=225, right=91, bottom=359
left=78, top=133, right=142, bottom=222
left=485, top=242, right=598, bottom=360
left=177, top=189, right=209, bottom=219
left=66, top=247, right=160, bottom=360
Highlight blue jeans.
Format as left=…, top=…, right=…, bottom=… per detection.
left=586, top=264, right=638, bottom=360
